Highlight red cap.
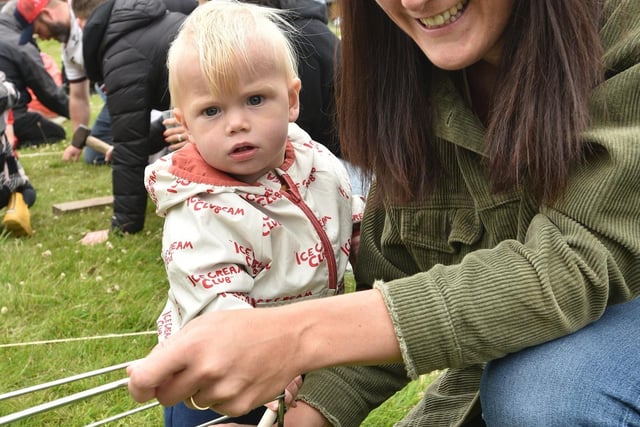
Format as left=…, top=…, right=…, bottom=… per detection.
left=14, top=0, right=49, bottom=45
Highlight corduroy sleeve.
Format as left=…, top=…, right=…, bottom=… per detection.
left=297, top=363, right=410, bottom=427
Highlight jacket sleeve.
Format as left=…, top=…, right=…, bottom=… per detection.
left=163, top=0, right=197, bottom=15
left=298, top=364, right=410, bottom=427
left=104, top=52, right=156, bottom=234
left=18, top=46, right=69, bottom=118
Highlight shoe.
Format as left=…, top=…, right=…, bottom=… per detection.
left=2, top=192, right=33, bottom=236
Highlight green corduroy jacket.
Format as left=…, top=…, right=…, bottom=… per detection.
left=298, top=1, right=640, bottom=425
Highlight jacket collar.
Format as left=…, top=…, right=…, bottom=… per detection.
left=169, top=140, right=297, bottom=187
left=432, top=69, right=488, bottom=157
left=82, top=0, right=115, bottom=83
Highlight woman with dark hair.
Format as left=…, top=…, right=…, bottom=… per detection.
left=127, top=0, right=640, bottom=425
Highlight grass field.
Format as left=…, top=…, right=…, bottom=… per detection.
left=0, top=40, right=435, bottom=426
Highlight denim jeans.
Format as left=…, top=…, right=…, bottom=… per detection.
left=480, top=297, right=640, bottom=426
left=83, top=103, right=113, bottom=165
left=164, top=402, right=266, bottom=427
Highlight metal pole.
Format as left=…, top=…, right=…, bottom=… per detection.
left=0, top=378, right=128, bottom=425
left=193, top=415, right=232, bottom=426
left=84, top=401, right=160, bottom=427
left=0, top=360, right=138, bottom=402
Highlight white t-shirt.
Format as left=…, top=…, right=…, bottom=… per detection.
left=61, top=4, right=86, bottom=82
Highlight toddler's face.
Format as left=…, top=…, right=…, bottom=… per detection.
left=174, top=57, right=300, bottom=184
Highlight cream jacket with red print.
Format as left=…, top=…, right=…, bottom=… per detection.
left=145, top=123, right=364, bottom=341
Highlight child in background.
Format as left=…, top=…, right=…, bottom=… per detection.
left=144, top=1, right=364, bottom=425
left=1, top=72, right=35, bottom=237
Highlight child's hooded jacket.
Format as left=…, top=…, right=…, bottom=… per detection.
left=145, top=123, right=364, bottom=340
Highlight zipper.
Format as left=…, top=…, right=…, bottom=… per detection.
left=279, top=174, right=338, bottom=290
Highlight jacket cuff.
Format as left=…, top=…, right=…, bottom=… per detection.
left=297, top=363, right=410, bottom=427
left=297, top=369, right=377, bottom=427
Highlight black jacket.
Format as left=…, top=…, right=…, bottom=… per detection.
left=280, top=0, right=341, bottom=156
left=163, top=0, right=198, bottom=15
left=0, top=12, right=69, bottom=119
left=82, top=0, right=191, bottom=234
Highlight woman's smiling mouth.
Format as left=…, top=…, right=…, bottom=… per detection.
left=418, top=0, right=469, bottom=29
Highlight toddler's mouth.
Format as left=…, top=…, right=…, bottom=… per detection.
left=233, top=146, right=253, bottom=153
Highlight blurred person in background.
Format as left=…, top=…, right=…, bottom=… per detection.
left=0, top=5, right=68, bottom=147
left=14, top=0, right=113, bottom=164
left=1, top=71, right=35, bottom=237
left=70, top=0, right=195, bottom=245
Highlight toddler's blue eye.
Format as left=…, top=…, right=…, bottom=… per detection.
left=204, top=107, right=219, bottom=116
left=248, top=95, right=263, bottom=106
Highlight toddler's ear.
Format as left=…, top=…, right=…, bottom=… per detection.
left=288, top=78, right=301, bottom=122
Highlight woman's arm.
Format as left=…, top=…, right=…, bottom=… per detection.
left=127, top=289, right=400, bottom=416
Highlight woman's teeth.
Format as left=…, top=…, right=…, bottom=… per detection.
left=419, top=0, right=468, bottom=29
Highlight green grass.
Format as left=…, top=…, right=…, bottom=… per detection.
left=0, top=39, right=436, bottom=426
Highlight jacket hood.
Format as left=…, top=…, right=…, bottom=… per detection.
left=288, top=0, right=328, bottom=24
left=269, top=0, right=328, bottom=24
left=82, top=0, right=168, bottom=83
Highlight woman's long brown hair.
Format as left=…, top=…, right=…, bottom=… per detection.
left=337, top=1, right=603, bottom=205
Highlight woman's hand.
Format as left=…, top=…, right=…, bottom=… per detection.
left=162, top=116, right=189, bottom=151
left=126, top=291, right=399, bottom=418
left=127, top=308, right=302, bottom=417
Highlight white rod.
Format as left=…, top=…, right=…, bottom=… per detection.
left=0, top=378, right=129, bottom=425
left=0, top=360, right=137, bottom=401
left=84, top=401, right=160, bottom=426
left=193, top=414, right=232, bottom=426
left=257, top=408, right=278, bottom=427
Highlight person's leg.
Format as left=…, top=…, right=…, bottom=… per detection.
left=0, top=187, right=9, bottom=209
left=90, top=103, right=113, bottom=143
left=14, top=112, right=66, bottom=147
left=84, top=104, right=113, bottom=165
left=164, top=402, right=266, bottom=427
left=480, top=297, right=640, bottom=426
left=17, top=183, right=36, bottom=207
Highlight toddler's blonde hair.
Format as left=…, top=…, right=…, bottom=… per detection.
left=168, top=0, right=298, bottom=106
